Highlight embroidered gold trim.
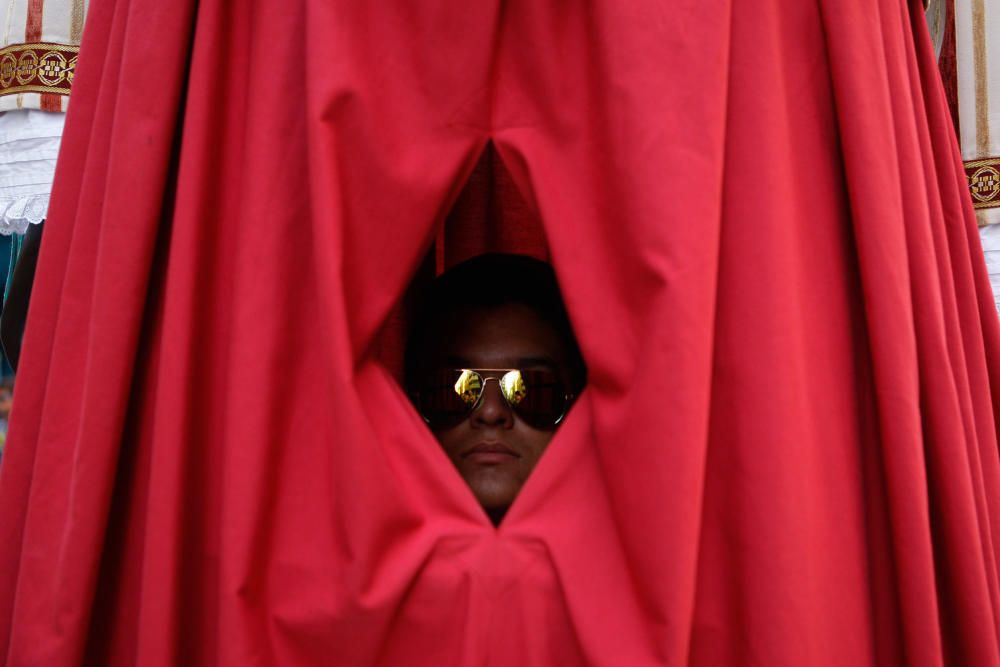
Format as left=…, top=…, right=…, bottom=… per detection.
left=964, top=158, right=1000, bottom=220
left=973, top=0, right=990, bottom=153
left=0, top=42, right=78, bottom=97
left=70, top=0, right=86, bottom=44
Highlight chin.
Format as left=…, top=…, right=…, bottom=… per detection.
left=467, top=480, right=516, bottom=514
left=473, top=487, right=514, bottom=510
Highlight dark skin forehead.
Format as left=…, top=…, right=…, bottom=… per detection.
left=425, top=303, right=570, bottom=372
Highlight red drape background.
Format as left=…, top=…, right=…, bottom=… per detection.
left=1, top=0, right=999, bottom=664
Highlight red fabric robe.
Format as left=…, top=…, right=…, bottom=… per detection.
left=1, top=0, right=999, bottom=664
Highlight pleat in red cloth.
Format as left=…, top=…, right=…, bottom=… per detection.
left=1, top=0, right=999, bottom=664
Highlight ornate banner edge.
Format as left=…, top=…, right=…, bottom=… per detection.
left=964, top=157, right=1000, bottom=221
left=0, top=42, right=79, bottom=99
left=0, top=42, right=79, bottom=57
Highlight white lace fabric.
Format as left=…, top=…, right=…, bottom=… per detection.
left=980, top=224, right=1000, bottom=313
left=0, top=109, right=65, bottom=235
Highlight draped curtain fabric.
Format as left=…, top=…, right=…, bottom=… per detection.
left=1, top=0, right=999, bottom=665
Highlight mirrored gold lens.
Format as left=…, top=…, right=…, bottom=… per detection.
left=499, top=370, right=526, bottom=405
left=453, top=369, right=483, bottom=407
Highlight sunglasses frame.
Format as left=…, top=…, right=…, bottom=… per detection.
left=412, top=367, right=576, bottom=429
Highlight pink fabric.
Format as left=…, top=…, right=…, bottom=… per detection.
left=1, top=0, right=999, bottom=664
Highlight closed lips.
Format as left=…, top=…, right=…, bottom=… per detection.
left=464, top=442, right=519, bottom=458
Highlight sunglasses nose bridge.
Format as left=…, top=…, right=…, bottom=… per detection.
left=471, top=376, right=515, bottom=422
left=478, top=374, right=519, bottom=404
left=478, top=376, right=506, bottom=403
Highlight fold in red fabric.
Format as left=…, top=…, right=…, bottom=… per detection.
left=1, top=0, right=999, bottom=664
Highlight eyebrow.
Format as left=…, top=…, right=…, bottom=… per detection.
left=515, top=357, right=559, bottom=369
left=439, top=356, right=559, bottom=369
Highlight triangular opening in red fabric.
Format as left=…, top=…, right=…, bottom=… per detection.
left=374, top=142, right=585, bottom=526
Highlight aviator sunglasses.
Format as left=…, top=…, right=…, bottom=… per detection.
left=411, top=368, right=575, bottom=429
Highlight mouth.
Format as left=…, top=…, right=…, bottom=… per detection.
left=463, top=441, right=520, bottom=465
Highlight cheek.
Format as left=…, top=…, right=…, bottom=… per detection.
left=517, top=428, right=555, bottom=461
left=433, top=427, right=468, bottom=458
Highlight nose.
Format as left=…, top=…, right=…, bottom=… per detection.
left=471, top=378, right=514, bottom=429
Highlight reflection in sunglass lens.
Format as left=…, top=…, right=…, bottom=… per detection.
left=414, top=369, right=478, bottom=427
left=499, top=370, right=526, bottom=405
left=508, top=369, right=567, bottom=428
left=454, top=369, right=483, bottom=407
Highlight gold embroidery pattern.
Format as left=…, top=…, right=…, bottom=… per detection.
left=965, top=158, right=1000, bottom=213
left=973, top=0, right=991, bottom=153
left=0, top=43, right=79, bottom=97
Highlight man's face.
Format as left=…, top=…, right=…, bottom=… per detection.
left=419, top=302, right=575, bottom=524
